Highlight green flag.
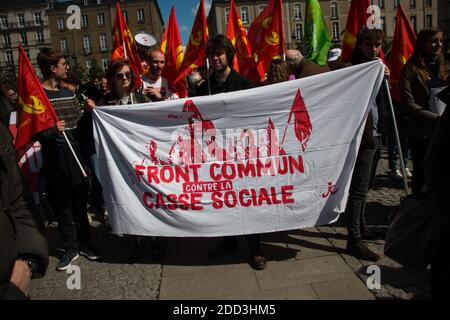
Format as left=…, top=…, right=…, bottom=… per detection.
left=305, top=0, right=331, bottom=65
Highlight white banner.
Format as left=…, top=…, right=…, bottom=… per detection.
left=93, top=61, right=384, bottom=237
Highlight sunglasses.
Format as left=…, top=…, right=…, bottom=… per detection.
left=116, top=72, right=131, bottom=80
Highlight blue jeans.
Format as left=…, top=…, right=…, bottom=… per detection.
left=387, top=118, right=410, bottom=172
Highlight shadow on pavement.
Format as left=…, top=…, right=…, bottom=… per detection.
left=357, top=264, right=430, bottom=300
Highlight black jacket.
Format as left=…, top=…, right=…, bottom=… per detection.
left=424, top=90, right=449, bottom=224
left=350, top=48, right=390, bottom=148
left=400, top=62, right=441, bottom=139
left=196, top=69, right=254, bottom=96
left=0, top=125, right=49, bottom=299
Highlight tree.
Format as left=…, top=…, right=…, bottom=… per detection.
left=0, top=64, right=17, bottom=87
left=87, top=57, right=104, bottom=81
left=70, top=61, right=86, bottom=82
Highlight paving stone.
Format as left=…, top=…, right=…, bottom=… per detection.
left=254, top=256, right=355, bottom=291
left=311, top=278, right=375, bottom=300
left=159, top=266, right=259, bottom=299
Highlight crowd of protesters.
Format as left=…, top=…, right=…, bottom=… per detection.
left=1, top=26, right=448, bottom=300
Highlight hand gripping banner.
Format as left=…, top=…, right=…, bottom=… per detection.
left=93, top=61, right=384, bottom=237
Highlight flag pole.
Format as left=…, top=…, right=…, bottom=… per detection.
left=206, top=58, right=212, bottom=96
left=383, top=78, right=409, bottom=195
left=123, top=40, right=128, bottom=60
left=62, top=131, right=88, bottom=178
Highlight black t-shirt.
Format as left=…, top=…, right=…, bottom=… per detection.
left=196, top=69, right=254, bottom=96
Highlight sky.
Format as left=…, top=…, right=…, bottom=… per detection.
left=158, top=0, right=212, bottom=47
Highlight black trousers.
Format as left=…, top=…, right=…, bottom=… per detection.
left=346, top=137, right=381, bottom=239
left=221, top=234, right=262, bottom=256
left=43, top=167, right=90, bottom=253
left=431, top=225, right=450, bottom=300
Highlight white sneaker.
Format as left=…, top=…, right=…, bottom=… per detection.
left=405, top=168, right=412, bottom=178
left=389, top=169, right=403, bottom=179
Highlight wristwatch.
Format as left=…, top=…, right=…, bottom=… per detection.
left=19, top=258, right=39, bottom=275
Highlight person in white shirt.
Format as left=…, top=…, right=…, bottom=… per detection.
left=142, top=49, right=178, bottom=101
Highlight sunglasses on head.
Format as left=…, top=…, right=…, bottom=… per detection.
left=116, top=72, right=131, bottom=79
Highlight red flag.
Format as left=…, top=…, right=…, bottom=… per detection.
left=161, top=7, right=188, bottom=98
left=112, top=2, right=143, bottom=88
left=388, top=4, right=416, bottom=102
left=341, top=0, right=386, bottom=63
left=248, top=0, right=285, bottom=78
left=287, top=89, right=312, bottom=152
left=342, top=0, right=370, bottom=62
left=226, top=0, right=259, bottom=82
left=175, top=0, right=208, bottom=85
left=15, top=44, right=58, bottom=149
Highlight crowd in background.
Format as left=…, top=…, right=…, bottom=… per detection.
left=1, top=26, right=449, bottom=300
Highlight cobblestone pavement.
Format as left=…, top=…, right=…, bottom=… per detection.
left=317, top=148, right=431, bottom=300
left=30, top=223, right=163, bottom=300
left=29, top=148, right=430, bottom=300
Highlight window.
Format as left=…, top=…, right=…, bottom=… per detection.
left=425, top=0, right=432, bottom=8
left=410, top=0, right=416, bottom=9
left=17, top=14, right=25, bottom=27
left=5, top=51, right=14, bottom=64
left=122, top=11, right=128, bottom=24
left=99, top=33, right=107, bottom=51
left=60, top=38, right=68, bottom=54
left=294, top=4, right=301, bottom=20
left=82, top=15, right=89, bottom=29
left=3, top=34, right=11, bottom=47
left=36, top=30, right=45, bottom=43
left=379, top=0, right=385, bottom=9
left=34, top=12, right=42, bottom=26
left=394, top=0, right=399, bottom=8
left=410, top=15, right=417, bottom=32
left=57, top=17, right=65, bottom=31
left=240, top=7, right=249, bottom=24
left=97, top=0, right=102, bottom=4
left=137, top=9, right=145, bottom=23
left=380, top=16, right=386, bottom=33
left=84, top=0, right=88, bottom=6
left=0, top=15, right=8, bottom=29
left=97, top=13, right=105, bottom=26
left=83, top=35, right=91, bottom=53
left=332, top=22, right=340, bottom=40
left=426, top=14, right=433, bottom=28
left=258, top=6, right=266, bottom=14
left=225, top=8, right=230, bottom=23
left=295, top=23, right=303, bottom=41
left=331, top=2, right=339, bottom=20
left=20, top=31, right=27, bottom=45
left=102, top=58, right=109, bottom=71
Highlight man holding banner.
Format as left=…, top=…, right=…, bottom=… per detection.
left=35, top=48, right=99, bottom=271
left=196, top=34, right=266, bottom=270
left=345, top=28, right=390, bottom=261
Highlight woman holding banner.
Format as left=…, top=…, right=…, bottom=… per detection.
left=102, top=59, right=149, bottom=106
left=102, top=60, right=163, bottom=262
